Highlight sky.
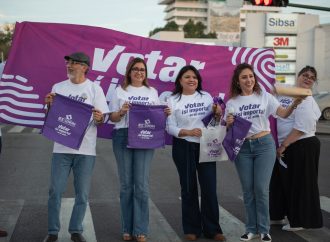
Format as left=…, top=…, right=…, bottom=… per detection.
left=0, top=0, right=329, bottom=37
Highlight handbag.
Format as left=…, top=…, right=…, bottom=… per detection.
left=41, top=93, right=93, bottom=149
left=199, top=121, right=228, bottom=163
left=128, top=103, right=167, bottom=149
left=222, top=116, right=252, bottom=161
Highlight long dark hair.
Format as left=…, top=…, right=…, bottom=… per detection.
left=172, top=65, right=203, bottom=99
left=229, top=63, right=261, bottom=98
left=122, top=57, right=149, bottom=90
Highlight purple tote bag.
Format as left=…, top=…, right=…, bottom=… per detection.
left=222, top=116, right=252, bottom=161
left=128, top=104, right=167, bottom=149
left=41, top=93, right=93, bottom=149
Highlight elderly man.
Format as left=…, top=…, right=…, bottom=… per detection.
left=43, top=52, right=109, bottom=242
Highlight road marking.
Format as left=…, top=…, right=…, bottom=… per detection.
left=0, top=199, right=24, bottom=242
left=149, top=199, right=182, bottom=242
left=32, top=128, right=41, bottom=133
left=7, top=125, right=25, bottom=133
left=59, top=198, right=96, bottom=242
left=218, top=205, right=245, bottom=241
left=197, top=196, right=245, bottom=241
left=239, top=195, right=330, bottom=242
left=320, top=196, right=330, bottom=213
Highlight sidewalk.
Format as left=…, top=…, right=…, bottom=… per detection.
left=316, top=120, right=330, bottom=135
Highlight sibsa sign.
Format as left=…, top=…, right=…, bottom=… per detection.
left=266, top=14, right=298, bottom=34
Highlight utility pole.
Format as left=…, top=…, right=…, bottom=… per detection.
left=288, top=3, right=330, bottom=12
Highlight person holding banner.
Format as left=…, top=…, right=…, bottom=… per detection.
left=0, top=61, right=6, bottom=238
left=167, top=65, right=226, bottom=241
left=270, top=66, right=323, bottom=231
left=225, top=63, right=302, bottom=242
left=43, top=52, right=109, bottom=242
left=109, top=57, right=169, bottom=242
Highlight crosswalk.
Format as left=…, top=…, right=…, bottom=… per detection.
left=0, top=124, right=40, bottom=134
left=1, top=196, right=330, bottom=242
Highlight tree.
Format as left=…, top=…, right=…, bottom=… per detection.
left=0, top=24, right=14, bottom=61
left=149, top=21, right=179, bottom=36
left=164, top=21, right=179, bottom=31
left=183, top=19, right=217, bottom=39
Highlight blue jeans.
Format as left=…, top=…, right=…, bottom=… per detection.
left=112, top=128, right=154, bottom=236
left=234, top=134, right=275, bottom=234
left=48, top=153, right=95, bottom=235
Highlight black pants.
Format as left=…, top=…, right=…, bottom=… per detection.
left=270, top=136, right=323, bottom=228
left=172, top=137, right=223, bottom=237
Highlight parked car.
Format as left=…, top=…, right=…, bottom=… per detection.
left=314, top=92, right=330, bottom=120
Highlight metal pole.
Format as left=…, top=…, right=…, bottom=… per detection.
left=288, top=3, right=330, bottom=12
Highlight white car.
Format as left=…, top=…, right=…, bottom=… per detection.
left=314, top=92, right=330, bottom=120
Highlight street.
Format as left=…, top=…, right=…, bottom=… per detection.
left=0, top=122, right=330, bottom=242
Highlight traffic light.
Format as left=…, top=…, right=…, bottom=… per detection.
left=250, top=0, right=288, bottom=6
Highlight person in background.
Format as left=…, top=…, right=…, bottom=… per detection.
left=44, top=52, right=109, bottom=242
left=225, top=63, right=302, bottom=242
left=109, top=57, right=170, bottom=242
left=270, top=66, right=323, bottom=231
left=0, top=60, right=7, bottom=238
left=167, top=65, right=226, bottom=241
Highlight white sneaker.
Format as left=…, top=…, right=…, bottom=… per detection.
left=270, top=219, right=286, bottom=225
left=260, top=233, right=272, bottom=242
left=240, top=232, right=259, bottom=241
left=282, top=224, right=304, bottom=231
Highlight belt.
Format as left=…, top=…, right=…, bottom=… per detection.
left=246, top=131, right=270, bottom=140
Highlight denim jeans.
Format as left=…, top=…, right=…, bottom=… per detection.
left=172, top=137, right=223, bottom=237
left=112, top=128, right=154, bottom=236
left=48, top=153, right=95, bottom=235
left=234, top=134, right=275, bottom=234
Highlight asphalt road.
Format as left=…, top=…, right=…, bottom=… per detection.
left=0, top=124, right=329, bottom=242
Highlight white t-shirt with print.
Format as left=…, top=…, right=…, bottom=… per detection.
left=167, top=91, right=213, bottom=143
left=109, top=85, right=160, bottom=129
left=51, top=79, right=109, bottom=156
left=225, top=91, right=280, bottom=138
left=277, top=95, right=321, bottom=144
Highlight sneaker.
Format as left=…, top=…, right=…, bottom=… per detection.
left=240, top=232, right=258, bottom=241
left=43, top=234, right=58, bottom=242
left=71, top=233, right=86, bottom=242
left=260, top=234, right=272, bottom=242
left=270, top=219, right=286, bottom=225
left=282, top=224, right=304, bottom=231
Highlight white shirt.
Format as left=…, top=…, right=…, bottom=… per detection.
left=109, top=85, right=160, bottom=129
left=51, top=79, right=109, bottom=156
left=277, top=95, right=321, bottom=144
left=225, top=91, right=280, bottom=138
left=167, top=91, right=213, bottom=143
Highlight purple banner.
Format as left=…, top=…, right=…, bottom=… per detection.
left=0, top=21, right=275, bottom=139
left=128, top=104, right=167, bottom=149
left=223, top=116, right=252, bottom=161
left=41, top=93, right=93, bottom=149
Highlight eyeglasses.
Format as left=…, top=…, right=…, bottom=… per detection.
left=301, top=73, right=316, bottom=82
left=131, top=67, right=146, bottom=73
left=65, top=60, right=86, bottom=66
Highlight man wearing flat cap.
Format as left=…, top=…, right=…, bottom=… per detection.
left=44, top=52, right=109, bottom=242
